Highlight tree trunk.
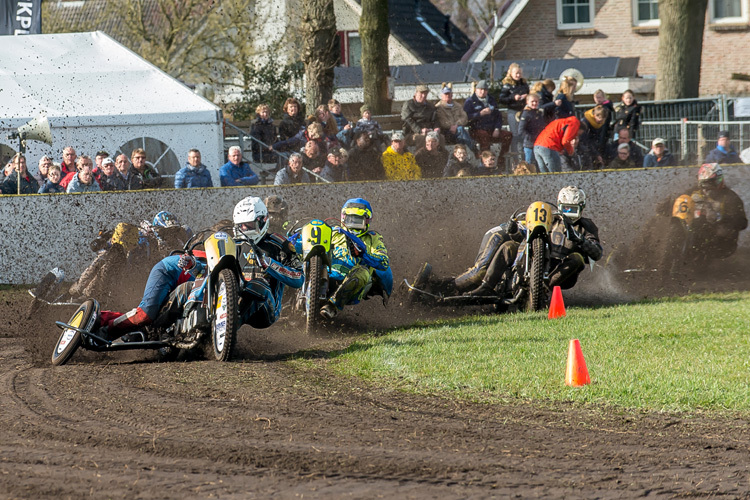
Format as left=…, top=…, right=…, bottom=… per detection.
left=655, top=0, right=708, bottom=99
left=301, top=0, right=338, bottom=116
left=360, top=0, right=391, bottom=114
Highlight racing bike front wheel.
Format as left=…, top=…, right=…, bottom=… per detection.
left=212, top=269, right=239, bottom=362
left=527, top=238, right=546, bottom=312
left=305, top=255, right=325, bottom=335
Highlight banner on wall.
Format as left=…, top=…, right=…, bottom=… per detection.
left=0, top=0, right=42, bottom=35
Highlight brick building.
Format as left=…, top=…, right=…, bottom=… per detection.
left=462, top=0, right=750, bottom=97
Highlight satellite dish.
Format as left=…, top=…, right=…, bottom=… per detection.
left=15, top=115, right=53, bottom=145
left=559, top=68, right=584, bottom=92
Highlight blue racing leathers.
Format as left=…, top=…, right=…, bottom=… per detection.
left=108, top=254, right=205, bottom=335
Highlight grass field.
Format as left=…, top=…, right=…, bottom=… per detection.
left=330, top=291, right=750, bottom=414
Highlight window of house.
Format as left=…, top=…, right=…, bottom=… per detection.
left=709, top=0, right=748, bottom=23
left=348, top=33, right=362, bottom=67
left=633, top=0, right=659, bottom=26
left=557, top=0, right=595, bottom=29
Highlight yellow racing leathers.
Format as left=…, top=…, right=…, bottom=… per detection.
left=328, top=227, right=390, bottom=310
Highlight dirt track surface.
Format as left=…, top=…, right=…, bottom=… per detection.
left=4, top=276, right=750, bottom=500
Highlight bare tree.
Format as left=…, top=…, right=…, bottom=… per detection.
left=655, top=0, right=708, bottom=99
left=360, top=0, right=391, bottom=114
left=43, top=0, right=264, bottom=93
left=300, top=0, right=338, bottom=115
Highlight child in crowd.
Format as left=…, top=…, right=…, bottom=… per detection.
left=476, top=150, right=501, bottom=175
left=593, top=89, right=615, bottom=141
left=353, top=105, right=387, bottom=150
left=38, top=163, right=65, bottom=193
left=517, top=93, right=546, bottom=165
left=513, top=161, right=534, bottom=175
left=328, top=99, right=350, bottom=132
left=614, top=89, right=641, bottom=140
left=250, top=103, right=276, bottom=163
left=443, top=144, right=475, bottom=177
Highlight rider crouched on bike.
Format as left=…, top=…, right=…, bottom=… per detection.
left=320, top=198, right=391, bottom=319
left=678, top=163, right=747, bottom=258
left=163, top=196, right=304, bottom=330
left=466, top=185, right=602, bottom=296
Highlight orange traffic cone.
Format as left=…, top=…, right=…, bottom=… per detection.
left=548, top=285, right=566, bottom=319
left=565, top=339, right=591, bottom=387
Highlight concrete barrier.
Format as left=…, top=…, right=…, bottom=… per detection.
left=2, top=165, right=748, bottom=285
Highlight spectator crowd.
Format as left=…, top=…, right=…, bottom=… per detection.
left=3, top=65, right=748, bottom=195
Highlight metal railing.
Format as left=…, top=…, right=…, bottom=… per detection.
left=223, top=120, right=331, bottom=184
left=638, top=120, right=750, bottom=163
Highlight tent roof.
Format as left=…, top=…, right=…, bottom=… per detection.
left=0, top=31, right=220, bottom=129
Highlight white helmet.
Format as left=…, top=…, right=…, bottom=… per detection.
left=233, top=196, right=268, bottom=243
left=557, top=186, right=586, bottom=222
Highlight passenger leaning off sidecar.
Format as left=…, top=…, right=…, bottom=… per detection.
left=466, top=186, right=603, bottom=296
left=104, top=253, right=206, bottom=338
left=319, top=198, right=391, bottom=319
left=680, top=163, right=747, bottom=258
left=161, top=196, right=304, bottom=330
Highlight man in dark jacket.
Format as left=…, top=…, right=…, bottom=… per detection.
left=347, top=133, right=386, bottom=181
left=704, top=130, right=740, bottom=164
left=463, top=80, right=511, bottom=154
left=98, top=157, right=127, bottom=191
left=130, top=148, right=163, bottom=189
left=401, top=84, right=439, bottom=150
left=414, top=131, right=449, bottom=179
left=2, top=153, right=39, bottom=194
left=643, top=137, right=677, bottom=168
left=115, top=154, right=143, bottom=190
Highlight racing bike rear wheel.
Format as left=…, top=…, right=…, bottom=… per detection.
left=306, top=255, right=324, bottom=334
left=51, top=299, right=98, bottom=366
left=527, top=238, right=546, bottom=312
left=212, top=269, right=239, bottom=362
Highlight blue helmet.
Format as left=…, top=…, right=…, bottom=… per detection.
left=341, top=198, right=373, bottom=236
left=153, top=211, right=180, bottom=228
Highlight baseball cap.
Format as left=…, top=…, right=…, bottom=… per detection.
left=652, top=137, right=665, bottom=147
left=475, top=80, right=488, bottom=90
left=718, top=130, right=730, bottom=139
left=391, top=131, right=405, bottom=141
left=101, top=157, right=115, bottom=166
left=416, top=84, right=429, bottom=93
left=617, top=143, right=630, bottom=152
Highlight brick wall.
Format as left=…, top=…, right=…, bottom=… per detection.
left=491, top=0, right=750, bottom=97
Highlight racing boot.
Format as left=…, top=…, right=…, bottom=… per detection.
left=465, top=280, right=496, bottom=297
left=320, top=302, right=338, bottom=320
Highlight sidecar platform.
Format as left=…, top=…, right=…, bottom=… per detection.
left=402, top=279, right=502, bottom=306
left=55, top=321, right=171, bottom=352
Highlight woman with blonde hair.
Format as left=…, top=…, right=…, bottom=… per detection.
left=498, top=63, right=530, bottom=153
left=554, top=75, right=578, bottom=119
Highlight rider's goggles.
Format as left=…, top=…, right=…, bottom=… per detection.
left=239, top=220, right=259, bottom=231
left=343, top=214, right=367, bottom=230
left=560, top=204, right=581, bottom=221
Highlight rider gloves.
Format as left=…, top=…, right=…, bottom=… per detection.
left=579, top=238, right=602, bottom=261
left=178, top=254, right=196, bottom=271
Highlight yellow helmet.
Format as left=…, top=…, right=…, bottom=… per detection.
left=110, top=223, right=140, bottom=253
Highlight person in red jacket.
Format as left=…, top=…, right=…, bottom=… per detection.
left=533, top=116, right=581, bottom=173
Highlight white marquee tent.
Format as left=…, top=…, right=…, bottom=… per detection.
left=0, top=31, right=223, bottom=179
